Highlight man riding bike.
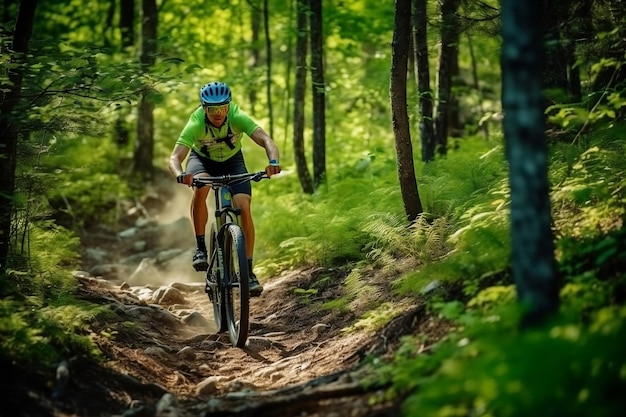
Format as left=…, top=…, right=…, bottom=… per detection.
left=168, top=81, right=281, bottom=296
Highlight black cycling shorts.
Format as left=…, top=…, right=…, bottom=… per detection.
left=186, top=150, right=251, bottom=196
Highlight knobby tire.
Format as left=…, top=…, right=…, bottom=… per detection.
left=223, top=224, right=250, bottom=347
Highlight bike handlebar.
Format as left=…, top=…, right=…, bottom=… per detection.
left=191, top=171, right=269, bottom=188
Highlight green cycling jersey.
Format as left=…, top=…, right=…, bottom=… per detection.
left=176, top=102, right=259, bottom=162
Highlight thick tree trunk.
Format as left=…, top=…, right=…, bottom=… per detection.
left=434, top=0, right=460, bottom=156
left=132, top=0, right=157, bottom=179
left=294, top=0, right=314, bottom=194
left=309, top=0, right=326, bottom=188
left=502, top=0, right=559, bottom=326
left=412, top=0, right=436, bottom=162
left=391, top=0, right=423, bottom=222
left=0, top=0, right=37, bottom=272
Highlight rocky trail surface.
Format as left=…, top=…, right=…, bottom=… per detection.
left=7, top=265, right=419, bottom=417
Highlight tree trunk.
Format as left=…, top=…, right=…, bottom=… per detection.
left=0, top=0, right=37, bottom=272
left=309, top=0, right=326, bottom=188
left=115, top=0, right=134, bottom=149
left=502, top=0, right=559, bottom=326
left=132, top=0, right=157, bottom=179
left=467, top=32, right=489, bottom=138
left=120, top=0, right=135, bottom=48
left=448, top=27, right=462, bottom=138
left=294, top=0, right=314, bottom=194
left=249, top=6, right=261, bottom=112
left=263, top=0, right=274, bottom=138
left=412, top=0, right=435, bottom=162
left=562, top=0, right=593, bottom=104
left=391, top=0, right=423, bottom=222
left=434, top=0, right=460, bottom=156
left=542, top=0, right=569, bottom=108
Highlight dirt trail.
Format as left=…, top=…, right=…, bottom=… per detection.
left=20, top=265, right=413, bottom=417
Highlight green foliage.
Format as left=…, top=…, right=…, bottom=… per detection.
left=347, top=301, right=410, bottom=333
left=547, top=49, right=626, bottom=137
left=1, top=224, right=79, bottom=300
left=551, top=143, right=626, bottom=239
left=373, top=267, right=626, bottom=417
left=391, top=305, right=626, bottom=417
left=292, top=287, right=318, bottom=305
left=39, top=136, right=134, bottom=228
left=360, top=139, right=512, bottom=298
left=254, top=163, right=405, bottom=276
left=30, top=221, right=81, bottom=272
left=0, top=221, right=106, bottom=365
left=0, top=297, right=107, bottom=366
left=557, top=227, right=626, bottom=283
left=0, top=299, right=59, bottom=365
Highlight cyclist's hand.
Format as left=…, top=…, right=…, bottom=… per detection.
left=176, top=172, right=194, bottom=186
left=265, top=160, right=281, bottom=177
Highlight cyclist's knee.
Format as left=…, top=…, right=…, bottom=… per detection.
left=193, top=184, right=211, bottom=197
left=233, top=194, right=251, bottom=209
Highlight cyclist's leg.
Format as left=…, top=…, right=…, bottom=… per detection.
left=186, top=152, right=212, bottom=270
left=218, top=152, right=253, bottom=258
left=233, top=192, right=262, bottom=296
left=191, top=184, right=210, bottom=234
left=223, top=152, right=263, bottom=296
left=232, top=193, right=254, bottom=259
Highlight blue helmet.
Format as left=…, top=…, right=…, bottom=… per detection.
left=199, top=81, right=232, bottom=106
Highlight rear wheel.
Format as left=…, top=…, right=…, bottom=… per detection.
left=223, top=224, right=249, bottom=347
left=207, top=223, right=226, bottom=333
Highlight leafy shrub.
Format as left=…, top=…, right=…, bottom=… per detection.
left=0, top=298, right=107, bottom=366
left=254, top=166, right=404, bottom=275
left=373, top=296, right=626, bottom=417
left=399, top=305, right=626, bottom=417
left=551, top=145, right=626, bottom=239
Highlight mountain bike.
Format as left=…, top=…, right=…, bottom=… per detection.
left=192, top=171, right=269, bottom=348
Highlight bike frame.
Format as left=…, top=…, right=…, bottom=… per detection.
left=193, top=171, right=267, bottom=347
left=207, top=184, right=240, bottom=301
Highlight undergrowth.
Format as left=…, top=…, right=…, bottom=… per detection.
left=1, top=132, right=134, bottom=368
left=364, top=123, right=626, bottom=415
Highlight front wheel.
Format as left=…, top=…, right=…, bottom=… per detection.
left=222, top=224, right=249, bottom=348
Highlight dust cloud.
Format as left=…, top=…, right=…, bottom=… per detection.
left=148, top=182, right=217, bottom=286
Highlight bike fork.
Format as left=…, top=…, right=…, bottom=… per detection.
left=205, top=251, right=219, bottom=301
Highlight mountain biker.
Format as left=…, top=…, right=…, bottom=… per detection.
left=168, top=81, right=281, bottom=296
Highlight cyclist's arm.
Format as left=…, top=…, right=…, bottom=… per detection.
left=249, top=127, right=280, bottom=162
left=169, top=144, right=191, bottom=177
